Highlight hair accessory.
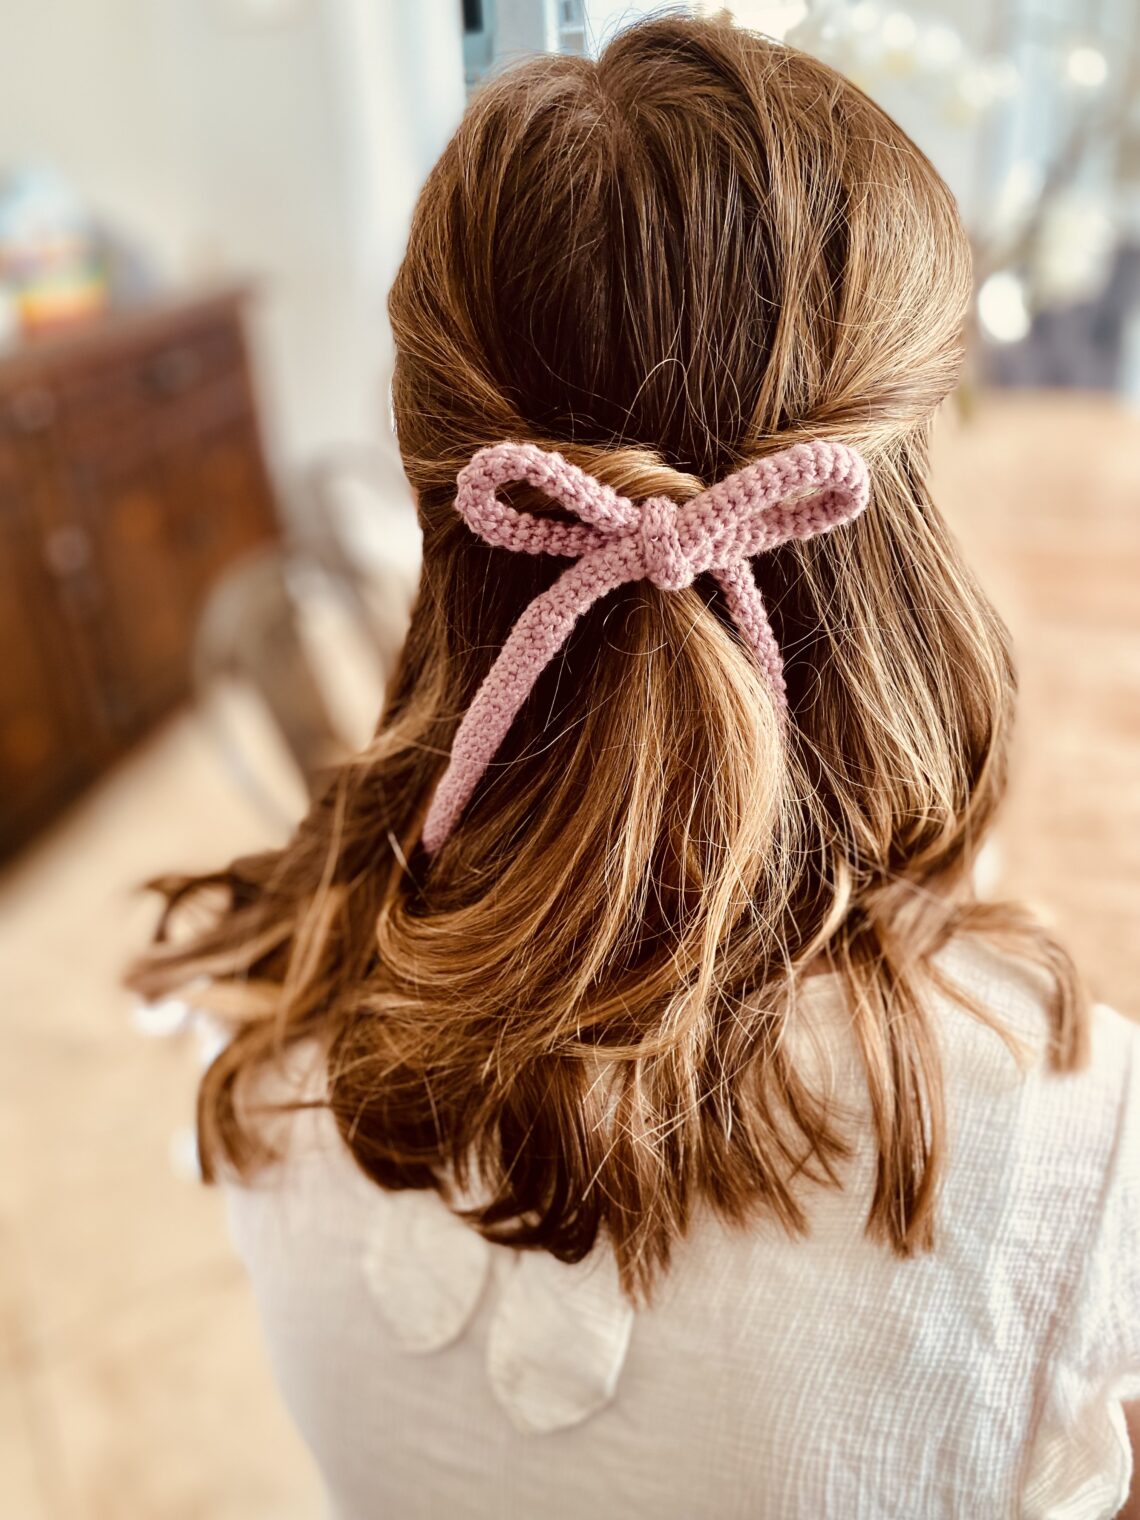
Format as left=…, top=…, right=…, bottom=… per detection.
left=422, top=438, right=870, bottom=853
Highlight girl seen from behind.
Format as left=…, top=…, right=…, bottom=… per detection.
left=130, top=16, right=1140, bottom=1518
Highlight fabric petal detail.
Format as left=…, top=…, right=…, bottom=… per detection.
left=363, top=1190, right=492, bottom=1354
left=486, top=1246, right=634, bottom=1434
left=1021, top=1395, right=1133, bottom=1520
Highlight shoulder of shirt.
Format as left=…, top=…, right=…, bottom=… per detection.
left=931, top=929, right=1138, bottom=1068
left=225, top=1031, right=343, bottom=1179
left=924, top=932, right=1139, bottom=1175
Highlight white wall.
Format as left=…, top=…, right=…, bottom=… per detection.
left=0, top=0, right=466, bottom=468
left=0, top=0, right=198, bottom=273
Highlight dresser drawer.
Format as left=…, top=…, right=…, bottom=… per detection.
left=57, top=321, right=248, bottom=449
left=0, top=286, right=281, bottom=856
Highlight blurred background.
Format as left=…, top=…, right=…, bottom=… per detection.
left=0, top=1, right=1137, bottom=1515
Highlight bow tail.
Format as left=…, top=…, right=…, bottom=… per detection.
left=423, top=554, right=627, bottom=853
left=712, top=562, right=788, bottom=709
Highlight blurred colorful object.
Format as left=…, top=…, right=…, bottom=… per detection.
left=0, top=166, right=108, bottom=336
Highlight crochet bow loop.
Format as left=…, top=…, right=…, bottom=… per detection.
left=670, top=440, right=871, bottom=568
left=455, top=442, right=637, bottom=560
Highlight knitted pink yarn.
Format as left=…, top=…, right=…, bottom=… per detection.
left=421, top=438, right=870, bottom=854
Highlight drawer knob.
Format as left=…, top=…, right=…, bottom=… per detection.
left=145, top=346, right=203, bottom=395
left=10, top=387, right=56, bottom=432
left=43, top=525, right=93, bottom=578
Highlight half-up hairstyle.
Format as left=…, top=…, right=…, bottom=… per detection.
left=129, top=15, right=1087, bottom=1301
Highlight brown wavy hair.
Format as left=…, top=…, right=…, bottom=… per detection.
left=129, top=15, right=1088, bottom=1300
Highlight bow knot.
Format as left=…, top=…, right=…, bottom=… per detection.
left=638, top=496, right=692, bottom=590
left=421, top=438, right=870, bottom=853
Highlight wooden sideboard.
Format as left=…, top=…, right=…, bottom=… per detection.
left=0, top=287, right=280, bottom=855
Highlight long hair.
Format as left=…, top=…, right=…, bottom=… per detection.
left=129, top=16, right=1087, bottom=1301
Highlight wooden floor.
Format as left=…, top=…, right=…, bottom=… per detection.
left=933, top=393, right=1140, bottom=1010
left=0, top=710, right=323, bottom=1520
left=1, top=391, right=1137, bottom=1518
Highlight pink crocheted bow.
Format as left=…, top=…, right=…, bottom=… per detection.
left=422, top=438, right=870, bottom=853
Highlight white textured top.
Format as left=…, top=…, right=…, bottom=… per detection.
left=224, top=937, right=1140, bottom=1519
